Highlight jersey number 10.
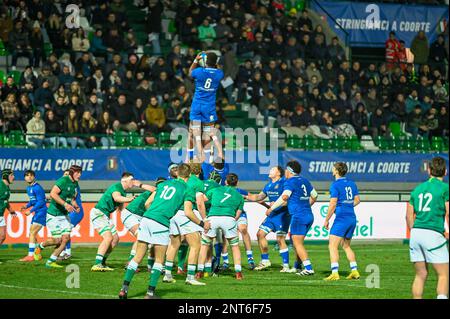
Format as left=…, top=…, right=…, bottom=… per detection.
left=160, top=186, right=176, bottom=200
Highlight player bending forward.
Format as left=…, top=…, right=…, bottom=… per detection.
left=266, top=161, right=318, bottom=276
left=407, top=156, right=448, bottom=299
left=198, top=173, right=245, bottom=280
left=187, top=51, right=224, bottom=163
left=246, top=166, right=292, bottom=272
left=20, top=170, right=47, bottom=262
left=323, top=162, right=361, bottom=281
left=163, top=163, right=207, bottom=285
left=119, top=164, right=208, bottom=299
left=90, top=172, right=155, bottom=272
left=38, top=165, right=82, bottom=268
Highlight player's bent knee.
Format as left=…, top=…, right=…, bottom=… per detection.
left=229, top=237, right=240, bottom=246
left=201, top=235, right=213, bottom=246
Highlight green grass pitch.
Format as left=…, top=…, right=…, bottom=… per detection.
left=0, top=242, right=438, bottom=299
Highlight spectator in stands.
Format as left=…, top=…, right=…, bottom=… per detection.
left=30, top=22, right=44, bottom=68
left=124, top=31, right=138, bottom=55
left=297, top=9, right=312, bottom=32
left=352, top=103, right=370, bottom=137
left=277, top=108, right=291, bottom=127
left=429, top=34, right=447, bottom=76
left=97, top=111, right=114, bottom=148
left=364, top=88, right=380, bottom=114
left=1, top=93, right=22, bottom=132
left=385, top=31, right=400, bottom=70
left=215, top=17, right=231, bottom=47
left=90, top=29, right=108, bottom=58
left=259, top=90, right=279, bottom=127
left=166, top=97, right=187, bottom=130
left=33, top=79, right=52, bottom=115
left=327, top=37, right=345, bottom=64
left=58, top=65, right=75, bottom=88
left=1, top=76, right=18, bottom=101
left=0, top=11, right=13, bottom=46
left=74, top=52, right=96, bottom=79
left=371, top=107, right=390, bottom=138
left=87, top=68, right=107, bottom=97
left=44, top=109, right=67, bottom=148
left=145, top=0, right=163, bottom=55
left=72, top=28, right=90, bottom=60
left=52, top=95, right=70, bottom=122
left=198, top=18, right=217, bottom=50
left=269, top=35, right=285, bottom=62
left=311, top=34, right=328, bottom=67
left=69, top=81, right=86, bottom=105
left=103, top=28, right=125, bottom=56
left=17, top=93, right=33, bottom=126
left=53, top=84, right=69, bottom=105
left=411, top=31, right=429, bottom=71
left=80, top=110, right=99, bottom=148
left=19, top=66, right=38, bottom=91
left=153, top=71, right=173, bottom=105
left=110, top=94, right=137, bottom=132
left=180, top=16, right=199, bottom=48
left=145, top=95, right=167, bottom=134
left=26, top=110, right=45, bottom=148
left=437, top=106, right=449, bottom=138
left=423, top=107, right=439, bottom=139
left=432, top=79, right=448, bottom=106
left=391, top=93, right=407, bottom=123
left=64, top=108, right=85, bottom=149
left=8, top=20, right=32, bottom=70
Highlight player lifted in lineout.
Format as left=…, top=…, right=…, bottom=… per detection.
left=187, top=51, right=224, bottom=164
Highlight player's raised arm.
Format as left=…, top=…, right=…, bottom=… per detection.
left=112, top=191, right=134, bottom=204
left=132, top=179, right=156, bottom=193
left=189, top=52, right=203, bottom=77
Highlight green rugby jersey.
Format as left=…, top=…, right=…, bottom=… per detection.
left=409, top=177, right=449, bottom=234
left=95, top=182, right=127, bottom=217
left=125, top=191, right=152, bottom=217
left=47, top=176, right=78, bottom=216
left=206, top=185, right=244, bottom=218
left=203, top=179, right=221, bottom=211
left=143, top=179, right=195, bottom=227
left=0, top=180, right=11, bottom=217
left=187, top=174, right=204, bottom=210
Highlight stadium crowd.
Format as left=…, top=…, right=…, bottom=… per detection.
left=0, top=0, right=448, bottom=149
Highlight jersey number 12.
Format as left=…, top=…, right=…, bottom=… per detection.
left=418, top=192, right=432, bottom=212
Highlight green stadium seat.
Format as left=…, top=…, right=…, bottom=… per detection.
left=332, top=137, right=346, bottom=151
left=9, top=130, right=27, bottom=146
left=8, top=70, right=21, bottom=84
left=0, top=69, right=7, bottom=84
left=319, top=138, right=333, bottom=151
left=114, top=131, right=128, bottom=147
left=402, top=136, right=416, bottom=152
left=158, top=132, right=171, bottom=148
left=375, top=136, right=389, bottom=151
left=443, top=137, right=449, bottom=152
left=44, top=42, right=53, bottom=57
left=0, top=133, right=4, bottom=146
left=128, top=131, right=144, bottom=147
left=303, top=135, right=316, bottom=150
left=389, top=122, right=402, bottom=137
left=287, top=136, right=302, bottom=149
left=415, top=138, right=430, bottom=153
left=349, top=136, right=363, bottom=152
left=431, top=136, right=443, bottom=152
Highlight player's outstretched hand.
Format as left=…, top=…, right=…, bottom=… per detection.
left=265, top=208, right=272, bottom=216
left=64, top=203, right=76, bottom=213
left=73, top=204, right=80, bottom=213
left=323, top=220, right=329, bottom=230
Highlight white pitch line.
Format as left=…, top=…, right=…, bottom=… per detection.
left=0, top=283, right=116, bottom=298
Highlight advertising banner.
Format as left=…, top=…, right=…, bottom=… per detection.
left=1, top=148, right=447, bottom=182
left=311, top=1, right=448, bottom=47
left=4, top=202, right=409, bottom=244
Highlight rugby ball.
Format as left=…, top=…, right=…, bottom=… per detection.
left=198, top=52, right=207, bottom=67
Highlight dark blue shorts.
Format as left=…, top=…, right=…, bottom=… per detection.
left=260, top=212, right=291, bottom=235
left=290, top=214, right=314, bottom=236
left=330, top=217, right=357, bottom=239
left=32, top=210, right=47, bottom=226
left=190, top=103, right=217, bottom=123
